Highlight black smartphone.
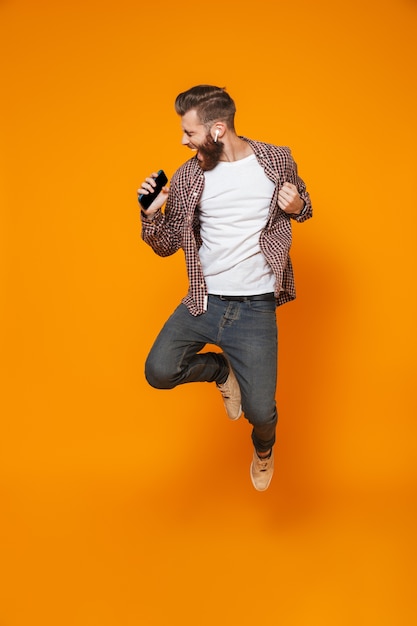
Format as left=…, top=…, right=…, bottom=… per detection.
left=138, top=169, right=168, bottom=210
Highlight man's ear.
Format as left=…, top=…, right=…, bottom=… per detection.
left=211, top=122, right=226, bottom=142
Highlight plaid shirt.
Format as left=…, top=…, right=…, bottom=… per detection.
left=141, top=137, right=312, bottom=316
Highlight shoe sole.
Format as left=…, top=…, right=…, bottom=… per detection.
left=229, top=406, right=242, bottom=421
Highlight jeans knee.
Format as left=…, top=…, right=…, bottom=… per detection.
left=243, top=401, right=277, bottom=428
left=145, top=356, right=176, bottom=389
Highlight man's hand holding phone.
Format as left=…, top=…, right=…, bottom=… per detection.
left=138, top=170, right=169, bottom=218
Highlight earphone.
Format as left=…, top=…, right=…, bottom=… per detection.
left=214, top=129, right=220, bottom=142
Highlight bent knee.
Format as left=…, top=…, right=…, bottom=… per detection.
left=145, top=357, right=176, bottom=390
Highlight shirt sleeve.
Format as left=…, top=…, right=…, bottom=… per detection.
left=140, top=177, right=184, bottom=257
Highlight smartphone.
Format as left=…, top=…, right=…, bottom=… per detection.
left=138, top=169, right=168, bottom=210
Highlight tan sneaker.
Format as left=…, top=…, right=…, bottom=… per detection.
left=216, top=356, right=242, bottom=420
left=250, top=449, right=274, bottom=491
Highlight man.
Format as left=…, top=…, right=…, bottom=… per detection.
left=137, top=85, right=312, bottom=491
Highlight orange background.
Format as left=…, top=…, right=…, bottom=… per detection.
left=1, top=0, right=416, bottom=624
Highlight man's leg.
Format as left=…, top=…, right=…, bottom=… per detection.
left=217, top=298, right=278, bottom=490
left=145, top=303, right=229, bottom=389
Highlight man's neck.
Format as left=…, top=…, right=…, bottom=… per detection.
left=220, top=135, right=253, bottom=163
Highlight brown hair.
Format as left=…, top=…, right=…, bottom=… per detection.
left=174, top=85, right=236, bottom=129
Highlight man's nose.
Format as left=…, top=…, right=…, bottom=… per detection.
left=181, top=133, right=189, bottom=146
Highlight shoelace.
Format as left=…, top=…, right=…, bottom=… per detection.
left=217, top=381, right=231, bottom=396
left=255, top=457, right=270, bottom=472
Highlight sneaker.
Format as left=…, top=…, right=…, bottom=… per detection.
left=250, top=448, right=274, bottom=491
left=216, top=356, right=242, bottom=420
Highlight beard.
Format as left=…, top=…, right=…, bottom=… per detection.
left=196, top=133, right=224, bottom=171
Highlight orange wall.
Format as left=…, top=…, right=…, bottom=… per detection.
left=1, top=0, right=416, bottom=624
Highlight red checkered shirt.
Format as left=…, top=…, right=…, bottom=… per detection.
left=141, top=137, right=312, bottom=316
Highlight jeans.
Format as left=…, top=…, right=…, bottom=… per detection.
left=145, top=294, right=278, bottom=452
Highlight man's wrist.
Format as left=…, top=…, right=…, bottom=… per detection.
left=141, top=209, right=159, bottom=221
left=290, top=199, right=305, bottom=216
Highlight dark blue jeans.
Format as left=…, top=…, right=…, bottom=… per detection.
left=145, top=295, right=278, bottom=452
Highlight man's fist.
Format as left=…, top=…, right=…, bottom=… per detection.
left=278, top=182, right=304, bottom=215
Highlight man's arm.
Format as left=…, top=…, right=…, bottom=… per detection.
left=278, top=150, right=312, bottom=223
left=138, top=173, right=183, bottom=258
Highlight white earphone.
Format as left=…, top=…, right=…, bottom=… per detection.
left=214, top=129, right=220, bottom=143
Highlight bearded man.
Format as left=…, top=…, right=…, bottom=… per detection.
left=137, top=84, right=312, bottom=491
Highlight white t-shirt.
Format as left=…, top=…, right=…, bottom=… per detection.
left=199, top=154, right=276, bottom=295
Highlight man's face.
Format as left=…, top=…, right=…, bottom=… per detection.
left=180, top=109, right=223, bottom=171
